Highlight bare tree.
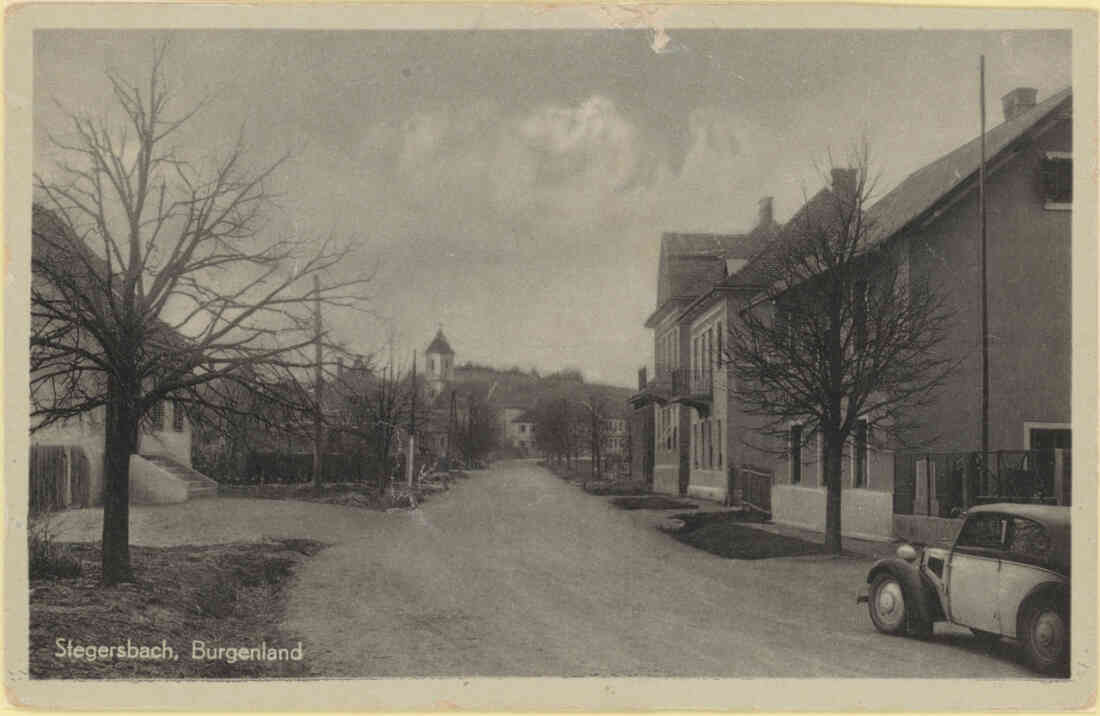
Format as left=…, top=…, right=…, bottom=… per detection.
left=456, top=391, right=501, bottom=468
left=533, top=393, right=577, bottom=468
left=578, top=390, right=612, bottom=478
left=31, top=41, right=371, bottom=583
left=724, top=148, right=956, bottom=553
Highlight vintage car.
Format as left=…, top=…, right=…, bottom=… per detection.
left=858, top=503, right=1069, bottom=674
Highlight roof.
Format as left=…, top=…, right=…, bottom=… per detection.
left=866, top=87, right=1072, bottom=247
left=648, top=232, right=771, bottom=328
left=32, top=204, right=191, bottom=353
left=677, top=219, right=782, bottom=322
left=426, top=329, right=454, bottom=355
left=513, top=409, right=538, bottom=423
left=733, top=185, right=844, bottom=290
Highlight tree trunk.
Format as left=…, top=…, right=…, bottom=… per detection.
left=101, top=376, right=139, bottom=584
left=823, top=433, right=844, bottom=554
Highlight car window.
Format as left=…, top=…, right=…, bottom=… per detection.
left=956, top=514, right=1005, bottom=550
left=1006, top=517, right=1051, bottom=563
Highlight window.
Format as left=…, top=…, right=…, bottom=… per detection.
left=706, top=420, right=713, bottom=467
left=1041, top=152, right=1072, bottom=207
left=956, top=514, right=1006, bottom=550
left=172, top=401, right=185, bottom=432
left=716, top=419, right=722, bottom=466
left=854, top=419, right=868, bottom=488
left=790, top=424, right=803, bottom=484
left=150, top=401, right=165, bottom=431
left=1006, top=517, right=1051, bottom=564
left=520, top=424, right=526, bottom=434
left=716, top=321, right=722, bottom=365
left=693, top=423, right=700, bottom=467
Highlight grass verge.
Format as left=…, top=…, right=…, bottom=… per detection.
left=611, top=495, right=699, bottom=511
left=668, top=511, right=828, bottom=559
left=30, top=538, right=326, bottom=679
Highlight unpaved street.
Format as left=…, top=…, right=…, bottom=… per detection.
left=281, top=461, right=1034, bottom=677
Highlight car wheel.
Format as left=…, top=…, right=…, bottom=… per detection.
left=868, top=574, right=909, bottom=636
left=1022, top=601, right=1069, bottom=675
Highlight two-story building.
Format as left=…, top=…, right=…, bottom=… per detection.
left=634, top=220, right=777, bottom=496
left=636, top=86, right=1072, bottom=543
left=758, top=87, right=1071, bottom=540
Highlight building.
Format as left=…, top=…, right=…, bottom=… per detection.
left=30, top=205, right=215, bottom=506
left=675, top=198, right=780, bottom=503
left=636, top=86, right=1072, bottom=542
left=755, top=87, right=1070, bottom=540
left=634, top=220, right=777, bottom=496
left=510, top=409, right=538, bottom=454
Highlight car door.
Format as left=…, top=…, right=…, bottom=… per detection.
left=947, top=512, right=1006, bottom=632
left=998, top=516, right=1060, bottom=639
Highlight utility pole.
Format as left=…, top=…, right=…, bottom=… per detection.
left=408, top=352, right=417, bottom=488
left=312, top=275, right=323, bottom=490
left=447, top=389, right=457, bottom=467
left=979, top=56, right=990, bottom=477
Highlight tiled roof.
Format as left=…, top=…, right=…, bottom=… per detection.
left=722, top=88, right=1071, bottom=298
left=655, top=231, right=770, bottom=313
left=662, top=232, right=755, bottom=257
left=866, top=87, right=1071, bottom=247
left=732, top=187, right=841, bottom=289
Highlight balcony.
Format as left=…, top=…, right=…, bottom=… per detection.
left=673, top=369, right=713, bottom=416
left=631, top=366, right=715, bottom=414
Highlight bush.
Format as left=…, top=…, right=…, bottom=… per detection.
left=28, top=514, right=82, bottom=580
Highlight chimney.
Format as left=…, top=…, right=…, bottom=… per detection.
left=1001, top=87, right=1038, bottom=122
left=831, top=168, right=859, bottom=198
left=757, top=196, right=774, bottom=228
left=638, top=366, right=648, bottom=391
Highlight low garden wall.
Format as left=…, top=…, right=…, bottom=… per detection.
left=771, top=485, right=893, bottom=542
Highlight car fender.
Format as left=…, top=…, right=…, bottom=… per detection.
left=1014, top=580, right=1069, bottom=640
left=867, top=558, right=941, bottom=626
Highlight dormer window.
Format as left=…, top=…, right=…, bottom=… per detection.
left=1041, top=151, right=1071, bottom=210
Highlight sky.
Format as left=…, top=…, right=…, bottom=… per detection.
left=33, top=29, right=1071, bottom=387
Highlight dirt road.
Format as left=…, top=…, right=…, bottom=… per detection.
left=280, top=461, right=1034, bottom=677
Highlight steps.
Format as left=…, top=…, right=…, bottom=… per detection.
left=139, top=454, right=219, bottom=499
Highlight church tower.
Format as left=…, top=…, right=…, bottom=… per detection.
left=425, top=328, right=455, bottom=400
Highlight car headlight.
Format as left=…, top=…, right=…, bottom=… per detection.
left=896, top=544, right=918, bottom=562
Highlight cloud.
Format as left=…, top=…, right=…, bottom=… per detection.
left=327, top=96, right=782, bottom=379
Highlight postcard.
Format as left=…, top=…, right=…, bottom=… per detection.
left=5, top=2, right=1096, bottom=710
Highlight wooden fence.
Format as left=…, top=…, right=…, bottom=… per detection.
left=30, top=445, right=91, bottom=513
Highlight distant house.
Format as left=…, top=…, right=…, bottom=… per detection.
left=30, top=205, right=216, bottom=506
left=510, top=409, right=538, bottom=454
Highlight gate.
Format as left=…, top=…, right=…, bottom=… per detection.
left=733, top=465, right=772, bottom=513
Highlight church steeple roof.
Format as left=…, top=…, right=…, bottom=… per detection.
left=426, top=329, right=454, bottom=356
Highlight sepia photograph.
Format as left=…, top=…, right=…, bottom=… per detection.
left=4, top=3, right=1096, bottom=710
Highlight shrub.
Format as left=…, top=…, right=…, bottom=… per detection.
left=28, top=514, right=82, bottom=580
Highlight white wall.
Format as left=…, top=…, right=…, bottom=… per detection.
left=137, top=402, right=192, bottom=467
left=771, top=484, right=894, bottom=541
left=129, top=455, right=189, bottom=504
